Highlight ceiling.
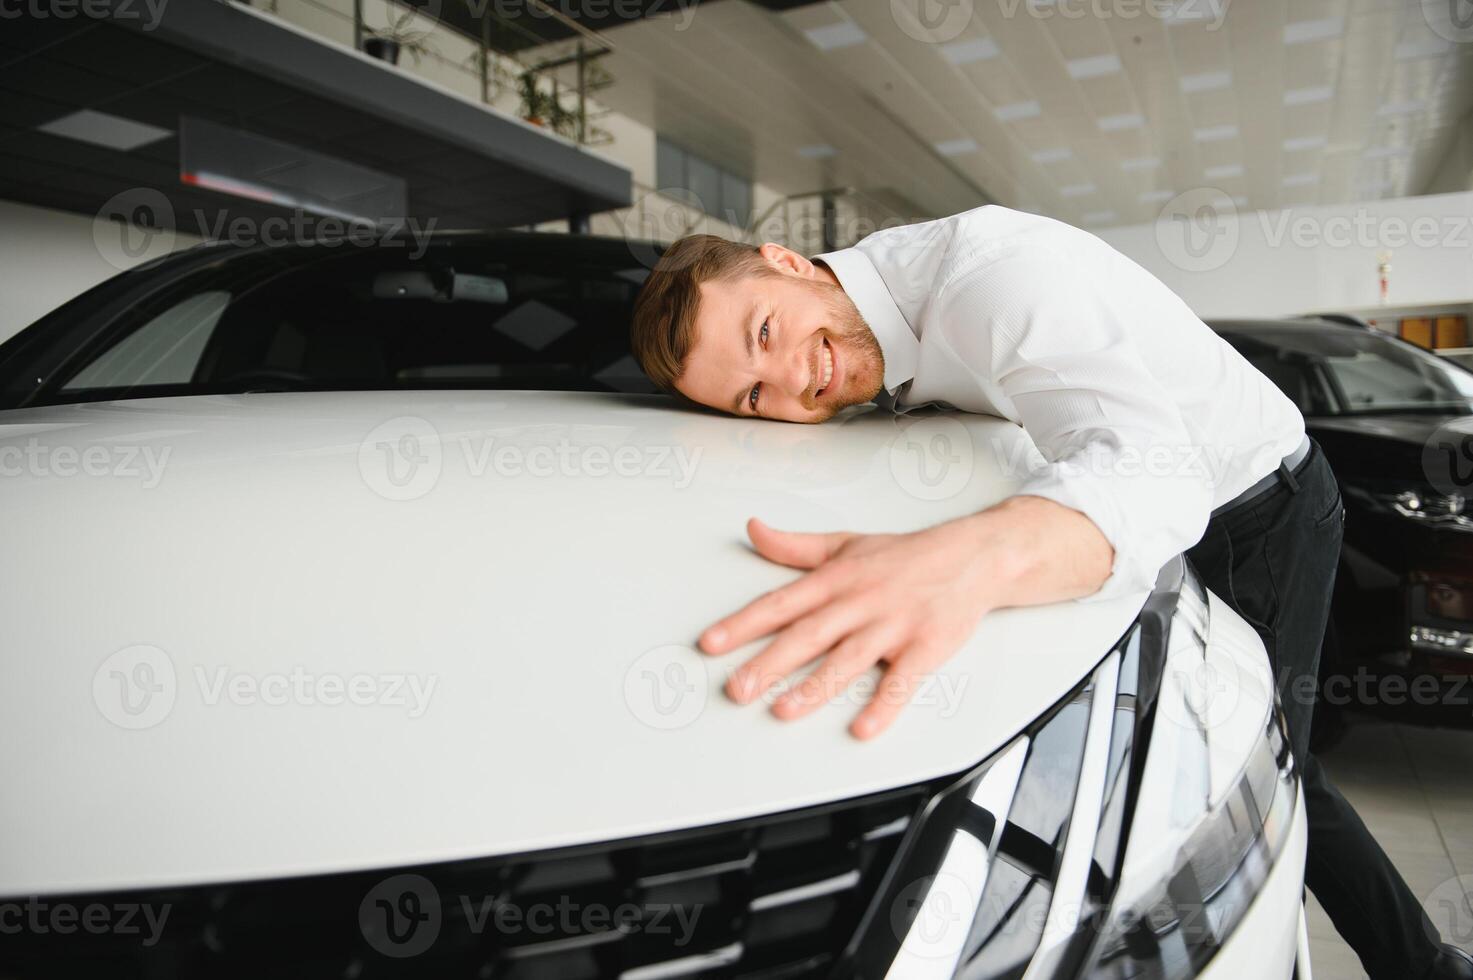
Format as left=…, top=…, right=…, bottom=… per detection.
left=531, top=0, right=1473, bottom=228
left=0, top=1, right=630, bottom=234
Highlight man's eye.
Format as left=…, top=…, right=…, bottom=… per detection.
left=749, top=383, right=761, bottom=412
left=759, top=320, right=769, bottom=346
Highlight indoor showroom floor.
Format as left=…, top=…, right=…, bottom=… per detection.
left=1308, top=717, right=1473, bottom=978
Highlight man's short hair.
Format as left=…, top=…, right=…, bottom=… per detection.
left=628, top=234, right=772, bottom=393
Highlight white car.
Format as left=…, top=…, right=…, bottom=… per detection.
left=0, top=233, right=1309, bottom=979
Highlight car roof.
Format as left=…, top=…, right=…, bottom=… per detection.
left=1207, top=316, right=1361, bottom=336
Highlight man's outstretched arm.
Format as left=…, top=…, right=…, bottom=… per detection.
left=698, top=495, right=1113, bottom=739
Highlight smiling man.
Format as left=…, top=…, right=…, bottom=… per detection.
left=629, top=205, right=1470, bottom=980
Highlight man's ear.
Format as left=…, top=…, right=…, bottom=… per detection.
left=757, top=242, right=817, bottom=279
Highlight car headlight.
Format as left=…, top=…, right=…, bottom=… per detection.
left=839, top=560, right=1300, bottom=980
left=1347, top=483, right=1473, bottom=530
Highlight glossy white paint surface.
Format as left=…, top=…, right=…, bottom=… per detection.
left=0, top=391, right=1151, bottom=895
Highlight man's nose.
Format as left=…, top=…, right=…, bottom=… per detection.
left=773, top=342, right=811, bottom=399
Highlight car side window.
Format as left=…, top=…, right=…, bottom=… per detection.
left=61, top=291, right=229, bottom=390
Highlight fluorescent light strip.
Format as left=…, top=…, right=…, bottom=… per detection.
left=803, top=21, right=865, bottom=51
left=1284, top=17, right=1343, bottom=45
left=941, top=37, right=999, bottom=65
left=1180, top=70, right=1231, bottom=94
left=1194, top=124, right=1238, bottom=142
left=1067, top=54, right=1121, bottom=79
left=1098, top=113, right=1144, bottom=131
left=1284, top=86, right=1334, bottom=106
left=1032, top=148, right=1072, bottom=164
left=995, top=101, right=1041, bottom=121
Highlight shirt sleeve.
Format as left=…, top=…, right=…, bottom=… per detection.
left=933, top=245, right=1216, bottom=600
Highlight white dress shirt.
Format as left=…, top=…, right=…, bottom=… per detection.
left=816, top=205, right=1305, bottom=600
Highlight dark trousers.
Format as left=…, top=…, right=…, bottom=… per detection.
left=1186, top=440, right=1442, bottom=980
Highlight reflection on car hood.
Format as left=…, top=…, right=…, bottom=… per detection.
left=0, top=391, right=1148, bottom=895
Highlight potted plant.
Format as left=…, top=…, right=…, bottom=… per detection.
left=362, top=8, right=436, bottom=66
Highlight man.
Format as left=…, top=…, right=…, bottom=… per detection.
left=628, top=206, right=1470, bottom=980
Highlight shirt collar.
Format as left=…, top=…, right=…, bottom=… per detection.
left=814, top=247, right=918, bottom=397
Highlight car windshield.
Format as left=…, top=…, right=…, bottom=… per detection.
left=0, top=239, right=661, bottom=409
left=1218, top=325, right=1473, bottom=417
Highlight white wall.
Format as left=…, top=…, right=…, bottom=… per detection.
left=1095, top=191, right=1473, bottom=320
left=0, top=199, right=201, bottom=344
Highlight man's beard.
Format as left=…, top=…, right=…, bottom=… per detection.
left=811, top=279, right=886, bottom=420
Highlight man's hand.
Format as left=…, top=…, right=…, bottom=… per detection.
left=698, top=497, right=1114, bottom=739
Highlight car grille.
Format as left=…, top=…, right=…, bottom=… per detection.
left=0, top=785, right=933, bottom=979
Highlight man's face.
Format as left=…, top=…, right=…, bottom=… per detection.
left=675, top=246, right=886, bottom=423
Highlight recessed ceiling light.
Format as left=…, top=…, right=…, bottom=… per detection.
left=994, top=101, right=1041, bottom=121
left=1283, top=136, right=1328, bottom=152
left=1032, top=148, right=1072, bottom=164
left=37, top=109, right=171, bottom=151
left=1282, top=173, right=1320, bottom=187
left=1120, top=156, right=1160, bottom=171
left=941, top=37, right=999, bottom=65
left=1082, top=210, right=1118, bottom=225
left=1060, top=183, right=1096, bottom=197
left=1098, top=113, right=1144, bottom=131
left=1378, top=100, right=1428, bottom=116
left=1139, top=189, right=1175, bottom=203
left=803, top=21, right=866, bottom=51
left=1067, top=54, right=1122, bottom=80
left=1180, top=70, right=1231, bottom=94
left=797, top=144, right=836, bottom=159
left=1205, top=163, right=1244, bottom=179
left=1284, top=17, right=1343, bottom=45
left=1194, top=124, right=1238, bottom=142
left=1232, top=196, right=1249, bottom=208
left=1284, top=86, right=1334, bottom=106
left=935, top=138, right=979, bottom=156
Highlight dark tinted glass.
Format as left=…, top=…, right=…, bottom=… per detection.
left=3, top=240, right=660, bottom=406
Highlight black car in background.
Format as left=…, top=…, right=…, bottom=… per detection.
left=1212, top=318, right=1473, bottom=729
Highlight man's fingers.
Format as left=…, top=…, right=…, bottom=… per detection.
left=772, top=621, right=903, bottom=720
left=699, top=568, right=837, bottom=655
left=747, top=517, right=854, bottom=570
left=851, top=655, right=932, bottom=740
left=725, top=600, right=870, bottom=704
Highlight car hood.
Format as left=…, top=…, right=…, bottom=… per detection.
left=0, top=391, right=1148, bottom=895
